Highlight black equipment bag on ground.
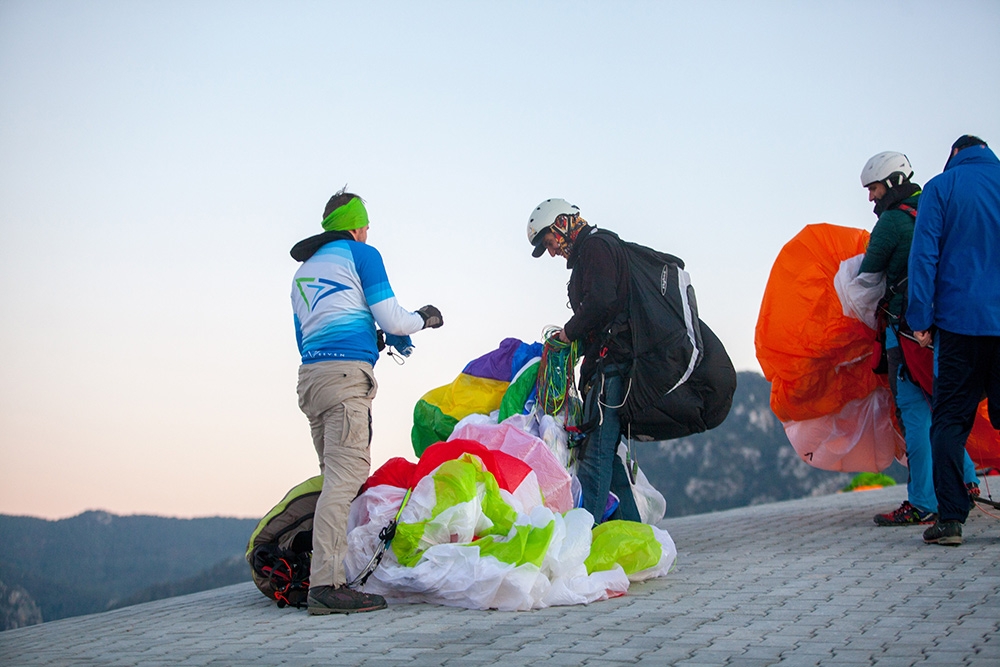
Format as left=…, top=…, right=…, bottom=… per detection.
left=616, top=239, right=737, bottom=441
left=245, top=476, right=321, bottom=608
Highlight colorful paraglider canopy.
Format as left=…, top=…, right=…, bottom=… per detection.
left=411, top=338, right=542, bottom=456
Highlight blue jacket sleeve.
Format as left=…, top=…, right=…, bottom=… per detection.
left=353, top=243, right=425, bottom=336
left=906, top=185, right=943, bottom=331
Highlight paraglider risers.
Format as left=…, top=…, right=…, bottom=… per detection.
left=972, top=495, right=1000, bottom=510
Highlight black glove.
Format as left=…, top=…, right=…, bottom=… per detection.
left=417, top=305, right=443, bottom=329
left=376, top=329, right=386, bottom=352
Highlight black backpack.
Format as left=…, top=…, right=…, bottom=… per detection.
left=245, top=477, right=321, bottom=608
left=613, top=237, right=737, bottom=441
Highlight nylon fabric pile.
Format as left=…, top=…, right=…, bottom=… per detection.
left=343, top=337, right=676, bottom=610
left=345, top=440, right=676, bottom=611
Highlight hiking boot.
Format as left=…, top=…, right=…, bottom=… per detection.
left=923, top=520, right=963, bottom=546
left=307, top=585, right=387, bottom=615
left=873, top=501, right=937, bottom=526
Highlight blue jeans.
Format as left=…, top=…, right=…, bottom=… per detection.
left=577, top=366, right=641, bottom=525
left=887, top=327, right=977, bottom=514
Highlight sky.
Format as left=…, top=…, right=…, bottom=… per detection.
left=1, top=1, right=999, bottom=521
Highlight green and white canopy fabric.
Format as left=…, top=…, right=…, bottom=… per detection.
left=344, top=337, right=676, bottom=610
left=345, top=436, right=676, bottom=610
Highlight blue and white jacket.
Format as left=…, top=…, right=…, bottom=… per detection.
left=291, top=233, right=424, bottom=366
left=907, top=145, right=1000, bottom=336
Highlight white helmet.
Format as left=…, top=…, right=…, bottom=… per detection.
left=860, top=152, right=914, bottom=188
left=527, top=198, right=580, bottom=257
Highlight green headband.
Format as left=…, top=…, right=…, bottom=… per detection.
left=321, top=196, right=369, bottom=232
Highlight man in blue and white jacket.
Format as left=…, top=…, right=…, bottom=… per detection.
left=290, top=189, right=443, bottom=613
left=908, top=136, right=1000, bottom=546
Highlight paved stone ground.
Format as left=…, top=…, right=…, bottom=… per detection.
left=3, top=484, right=1000, bottom=666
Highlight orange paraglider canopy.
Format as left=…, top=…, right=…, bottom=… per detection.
left=756, top=222, right=999, bottom=474
left=755, top=223, right=882, bottom=422
left=967, top=401, right=1000, bottom=471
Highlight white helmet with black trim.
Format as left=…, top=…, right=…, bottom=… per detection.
left=860, top=152, right=914, bottom=188
left=527, top=198, right=580, bottom=257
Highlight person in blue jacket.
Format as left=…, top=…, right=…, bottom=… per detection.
left=908, top=136, right=1000, bottom=546
left=290, top=188, right=443, bottom=612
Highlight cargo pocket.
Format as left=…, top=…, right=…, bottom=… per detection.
left=359, top=365, right=378, bottom=401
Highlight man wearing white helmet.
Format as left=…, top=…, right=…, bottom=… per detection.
left=527, top=199, right=641, bottom=525
left=859, top=152, right=979, bottom=527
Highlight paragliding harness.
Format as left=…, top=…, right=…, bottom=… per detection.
left=871, top=315, right=890, bottom=375
left=247, top=476, right=413, bottom=608
left=578, top=231, right=736, bottom=442
left=874, top=275, right=935, bottom=396
left=246, top=477, right=322, bottom=609
left=870, top=203, right=935, bottom=396
left=251, top=538, right=313, bottom=609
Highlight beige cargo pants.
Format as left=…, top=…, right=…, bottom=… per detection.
left=297, top=360, right=378, bottom=587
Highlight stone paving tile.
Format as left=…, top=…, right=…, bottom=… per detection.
left=3, top=485, right=1000, bottom=667
left=870, top=657, right=921, bottom=667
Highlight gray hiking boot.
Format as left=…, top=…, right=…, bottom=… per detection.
left=922, top=520, right=963, bottom=546
left=307, top=585, right=387, bottom=615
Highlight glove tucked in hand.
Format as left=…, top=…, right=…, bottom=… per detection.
left=417, top=305, right=443, bottom=329
left=376, top=329, right=386, bottom=352
left=384, top=333, right=415, bottom=357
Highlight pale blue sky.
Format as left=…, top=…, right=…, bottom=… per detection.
left=2, top=1, right=998, bottom=519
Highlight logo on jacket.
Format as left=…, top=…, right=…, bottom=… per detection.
left=296, top=277, right=351, bottom=311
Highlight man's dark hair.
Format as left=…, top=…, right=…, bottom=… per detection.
left=323, top=186, right=363, bottom=219
left=951, top=135, right=988, bottom=153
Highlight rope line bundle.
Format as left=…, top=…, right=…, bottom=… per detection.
left=537, top=326, right=583, bottom=428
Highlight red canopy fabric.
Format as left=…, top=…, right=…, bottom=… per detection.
left=414, top=439, right=532, bottom=492
left=361, top=439, right=534, bottom=494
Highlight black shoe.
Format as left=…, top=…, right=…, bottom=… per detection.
left=307, top=585, right=387, bottom=615
left=922, top=520, right=963, bottom=546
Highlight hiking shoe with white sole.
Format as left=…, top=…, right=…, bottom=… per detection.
left=923, top=520, right=963, bottom=546
left=307, top=585, right=387, bottom=615
left=873, top=501, right=937, bottom=526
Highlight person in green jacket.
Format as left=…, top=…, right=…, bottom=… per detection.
left=859, top=152, right=978, bottom=526
left=859, top=152, right=921, bottom=322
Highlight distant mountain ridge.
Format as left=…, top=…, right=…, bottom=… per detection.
left=0, top=511, right=257, bottom=627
